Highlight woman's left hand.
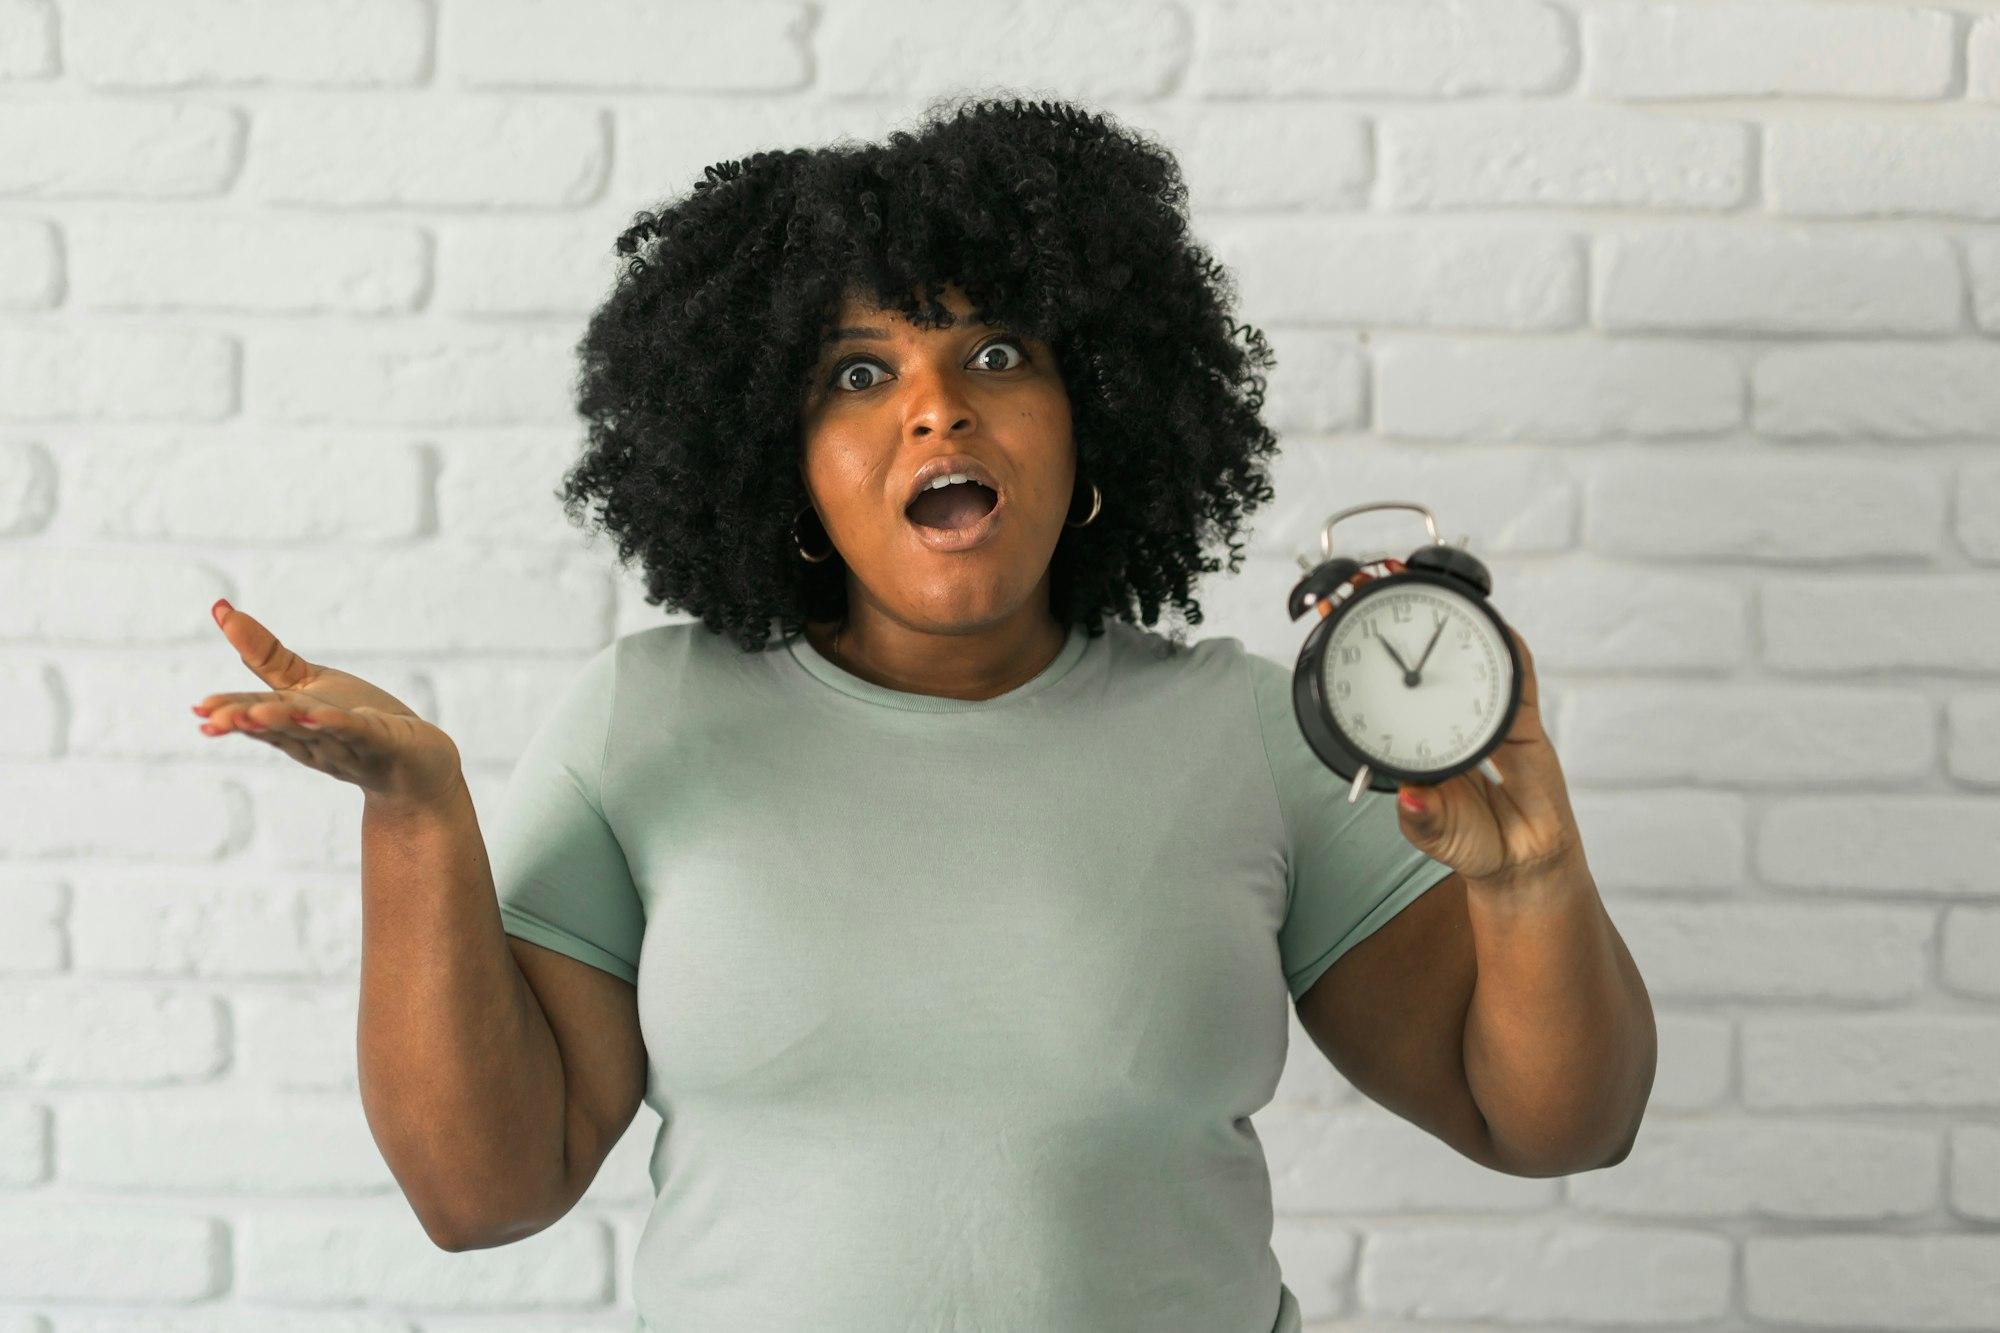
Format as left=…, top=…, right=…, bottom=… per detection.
left=1355, top=562, right=1585, bottom=887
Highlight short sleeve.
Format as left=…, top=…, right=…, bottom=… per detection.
left=1245, top=649, right=1457, bottom=1001
left=486, top=637, right=645, bottom=985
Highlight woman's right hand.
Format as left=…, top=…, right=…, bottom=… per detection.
left=192, top=599, right=464, bottom=809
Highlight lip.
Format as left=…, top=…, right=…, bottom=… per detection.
left=907, top=487, right=1005, bottom=552
left=902, top=452, right=1005, bottom=511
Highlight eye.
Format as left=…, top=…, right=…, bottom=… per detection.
left=825, top=335, right=1030, bottom=394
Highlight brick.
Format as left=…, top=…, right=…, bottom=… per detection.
left=1198, top=0, right=1571, bottom=97
left=1570, top=1118, right=1936, bottom=1219
left=435, top=216, right=625, bottom=317
left=1594, top=227, right=1960, bottom=334
left=0, top=878, right=64, bottom=971
left=1652, top=1014, right=1732, bottom=1111
left=1769, top=118, right=2000, bottom=218
left=67, top=0, right=427, bottom=86
left=1759, top=797, right=2000, bottom=895
left=0, top=553, right=229, bottom=642
left=1764, top=577, right=2000, bottom=672
left=68, top=868, right=359, bottom=979
left=1503, top=566, right=1747, bottom=673
left=0, top=326, right=234, bottom=421
left=0, top=983, right=224, bottom=1085
left=454, top=0, right=805, bottom=90
left=1573, top=791, right=1747, bottom=893
left=1946, top=692, right=2000, bottom=784
left=1376, top=337, right=1740, bottom=440
left=1134, top=103, right=1371, bottom=211
left=1959, top=458, right=2000, bottom=560
left=1218, top=220, right=1583, bottom=330
left=0, top=1101, right=47, bottom=1186
left=238, top=548, right=612, bottom=653
left=233, top=989, right=359, bottom=1091
left=1584, top=1, right=1952, bottom=100
left=1360, top=1223, right=1730, bottom=1322
left=1744, top=1015, right=2000, bottom=1108
left=0, top=439, right=53, bottom=534
left=1966, top=15, right=2000, bottom=102
left=1941, top=907, right=2000, bottom=1000
left=1382, top=106, right=1749, bottom=210
left=0, top=660, right=58, bottom=756
left=249, top=327, right=580, bottom=426
left=58, top=1090, right=393, bottom=1192
left=0, top=216, right=58, bottom=307
left=1250, top=331, right=1367, bottom=437
left=1614, top=902, right=1930, bottom=1001
left=1251, top=441, right=1576, bottom=559
left=1557, top=684, right=1933, bottom=787
left=822, top=0, right=1177, bottom=99
left=0, top=99, right=238, bottom=197
left=70, top=215, right=425, bottom=313
left=0, top=0, right=56, bottom=79
left=238, top=1207, right=614, bottom=1303
left=0, top=767, right=241, bottom=860
left=1951, top=1125, right=2000, bottom=1220
left=1746, top=1235, right=2000, bottom=1326
left=1754, top=344, right=2000, bottom=440
left=1268, top=1217, right=1357, bottom=1325
left=1586, top=453, right=1945, bottom=560
left=0, top=1204, right=223, bottom=1301
left=245, top=99, right=606, bottom=208
left=56, top=438, right=427, bottom=542
left=432, top=433, right=600, bottom=545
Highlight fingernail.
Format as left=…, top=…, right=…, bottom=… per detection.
left=1398, top=787, right=1427, bottom=814
left=211, top=598, right=232, bottom=627
left=291, top=713, right=319, bottom=728
left=199, top=723, right=220, bottom=736
left=191, top=704, right=211, bottom=717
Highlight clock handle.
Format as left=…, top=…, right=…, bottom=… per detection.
left=1314, top=500, right=1440, bottom=563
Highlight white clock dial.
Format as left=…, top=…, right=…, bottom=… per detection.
left=1320, top=582, right=1513, bottom=773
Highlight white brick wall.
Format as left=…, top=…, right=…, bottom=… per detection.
left=4, top=0, right=1998, bottom=1328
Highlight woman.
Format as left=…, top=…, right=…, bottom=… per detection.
left=191, top=96, right=1654, bottom=1331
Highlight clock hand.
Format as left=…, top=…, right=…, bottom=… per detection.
left=1376, top=634, right=1419, bottom=687
left=1410, top=621, right=1446, bottom=680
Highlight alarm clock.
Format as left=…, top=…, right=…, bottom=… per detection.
left=1286, top=501, right=1522, bottom=804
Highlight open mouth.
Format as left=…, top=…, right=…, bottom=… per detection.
left=904, top=479, right=1000, bottom=531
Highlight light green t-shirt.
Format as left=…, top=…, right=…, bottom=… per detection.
left=486, top=616, right=1454, bottom=1332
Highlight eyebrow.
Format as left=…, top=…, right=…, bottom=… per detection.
left=826, top=326, right=892, bottom=344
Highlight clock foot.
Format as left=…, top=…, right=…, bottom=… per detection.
left=1348, top=766, right=1371, bottom=804
left=1478, top=758, right=1504, bottom=787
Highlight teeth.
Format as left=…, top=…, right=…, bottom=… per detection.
left=923, top=472, right=978, bottom=492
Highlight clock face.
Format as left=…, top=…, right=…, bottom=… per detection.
left=1319, top=580, right=1514, bottom=774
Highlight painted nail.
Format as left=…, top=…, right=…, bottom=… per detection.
left=191, top=704, right=211, bottom=717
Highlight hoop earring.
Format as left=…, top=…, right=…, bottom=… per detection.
left=794, top=504, right=836, bottom=563
left=1065, top=479, right=1101, bottom=529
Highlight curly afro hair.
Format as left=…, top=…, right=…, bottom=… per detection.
left=559, top=93, right=1283, bottom=654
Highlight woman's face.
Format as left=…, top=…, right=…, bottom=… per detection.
left=796, top=283, right=1074, bottom=633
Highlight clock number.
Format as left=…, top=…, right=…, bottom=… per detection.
left=1335, top=679, right=1351, bottom=699
left=1390, top=601, right=1411, bottom=624
left=1340, top=645, right=1360, bottom=665
left=1416, top=740, right=1431, bottom=759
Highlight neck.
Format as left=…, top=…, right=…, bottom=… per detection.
left=813, top=605, right=1068, bottom=702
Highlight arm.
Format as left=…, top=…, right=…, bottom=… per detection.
left=1295, top=862, right=1655, bottom=1178
left=354, top=776, right=645, bottom=1249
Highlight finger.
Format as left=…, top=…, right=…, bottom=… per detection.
left=253, top=697, right=377, bottom=771
left=235, top=726, right=320, bottom=767
left=198, top=688, right=322, bottom=720
left=211, top=600, right=313, bottom=691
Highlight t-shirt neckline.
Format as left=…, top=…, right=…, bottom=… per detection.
left=784, top=620, right=1092, bottom=712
